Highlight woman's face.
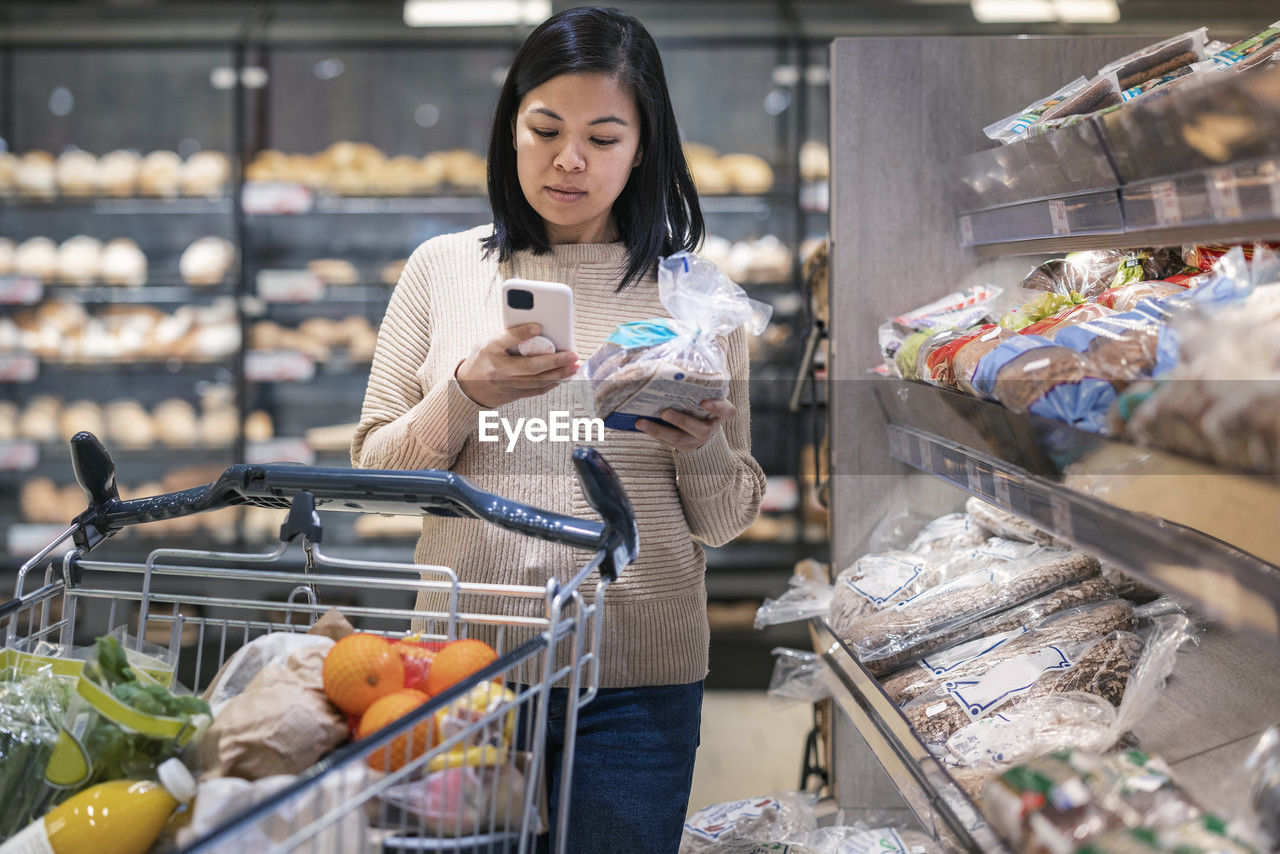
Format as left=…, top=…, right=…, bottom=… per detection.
left=514, top=71, right=642, bottom=245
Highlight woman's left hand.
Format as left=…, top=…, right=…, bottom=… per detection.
left=635, top=398, right=736, bottom=451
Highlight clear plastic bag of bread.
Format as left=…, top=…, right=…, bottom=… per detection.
left=583, top=252, right=771, bottom=430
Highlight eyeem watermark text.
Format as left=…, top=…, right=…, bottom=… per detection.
left=478, top=411, right=605, bottom=452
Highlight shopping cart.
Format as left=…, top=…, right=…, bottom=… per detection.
left=2, top=431, right=638, bottom=853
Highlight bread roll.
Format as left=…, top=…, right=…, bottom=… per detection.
left=307, top=258, right=359, bottom=286
left=244, top=409, right=274, bottom=442
left=100, top=238, right=147, bottom=287
left=179, top=236, right=235, bottom=286
left=59, top=399, right=104, bottom=442
left=0, top=238, right=16, bottom=276
left=104, top=399, right=155, bottom=448
left=689, top=157, right=730, bottom=195
left=417, top=153, right=447, bottom=192
left=55, top=149, right=100, bottom=196
left=719, top=153, right=774, bottom=194
left=799, top=141, right=829, bottom=182
left=138, top=150, right=182, bottom=197
left=56, top=235, right=103, bottom=285
left=245, top=149, right=287, bottom=183
left=297, top=317, right=341, bottom=346
left=16, top=151, right=56, bottom=199
left=0, top=400, right=16, bottom=441
left=15, top=237, right=59, bottom=282
left=59, top=482, right=86, bottom=523
left=380, top=259, right=407, bottom=285
left=0, top=151, right=16, bottom=196
left=98, top=150, right=141, bottom=197
left=199, top=405, right=239, bottom=446
left=19, top=477, right=63, bottom=523
left=152, top=398, right=199, bottom=447
left=180, top=150, right=230, bottom=197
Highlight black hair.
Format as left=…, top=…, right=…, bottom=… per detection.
left=482, top=6, right=704, bottom=291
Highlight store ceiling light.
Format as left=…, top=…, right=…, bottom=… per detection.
left=1054, top=0, right=1120, bottom=22
left=971, top=0, right=1119, bottom=22
left=971, top=0, right=1054, bottom=22
left=403, top=0, right=550, bottom=27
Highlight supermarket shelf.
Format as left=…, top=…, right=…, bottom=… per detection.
left=811, top=617, right=1012, bottom=854
left=37, top=283, right=235, bottom=303
left=874, top=378, right=1280, bottom=640
left=955, top=64, right=1280, bottom=253
left=0, top=196, right=233, bottom=215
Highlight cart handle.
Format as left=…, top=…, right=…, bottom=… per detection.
left=67, top=433, right=637, bottom=580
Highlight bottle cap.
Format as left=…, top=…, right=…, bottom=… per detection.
left=157, top=758, right=198, bottom=803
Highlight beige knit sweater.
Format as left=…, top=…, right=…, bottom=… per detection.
left=352, top=225, right=764, bottom=687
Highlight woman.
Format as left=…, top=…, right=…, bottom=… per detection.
left=352, top=7, right=764, bottom=851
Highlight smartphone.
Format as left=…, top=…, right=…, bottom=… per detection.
left=501, top=278, right=574, bottom=352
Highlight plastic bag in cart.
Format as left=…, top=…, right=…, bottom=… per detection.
left=377, top=750, right=543, bottom=839
left=41, top=633, right=210, bottom=801
left=0, top=651, right=75, bottom=840
left=581, top=251, right=771, bottom=431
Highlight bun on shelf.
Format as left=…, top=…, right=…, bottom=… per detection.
left=138, top=150, right=183, bottom=197
left=100, top=238, right=147, bottom=287
left=0, top=238, right=16, bottom=276
left=153, top=398, right=199, bottom=447
left=56, top=235, right=104, bottom=285
left=19, top=396, right=62, bottom=443
left=98, top=150, right=141, bottom=197
left=16, top=151, right=56, bottom=199
left=104, top=399, right=156, bottom=448
left=307, top=258, right=359, bottom=286
left=0, top=152, right=16, bottom=196
left=244, top=409, right=274, bottom=443
left=799, top=141, right=830, bottom=182
left=55, top=149, right=100, bottom=196
left=15, top=237, right=59, bottom=282
left=180, top=150, right=230, bottom=197
left=180, top=236, right=235, bottom=286
left=719, top=153, right=774, bottom=194
left=59, top=399, right=105, bottom=442
left=20, top=477, right=63, bottom=523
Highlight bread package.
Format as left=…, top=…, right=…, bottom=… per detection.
left=971, top=334, right=1117, bottom=432
left=843, top=547, right=1101, bottom=666
left=584, top=252, right=770, bottom=430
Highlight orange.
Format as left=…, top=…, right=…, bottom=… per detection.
left=357, top=688, right=432, bottom=772
left=322, top=633, right=406, bottom=716
left=424, top=638, right=498, bottom=696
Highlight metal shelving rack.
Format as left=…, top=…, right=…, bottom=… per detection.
left=823, top=35, right=1280, bottom=849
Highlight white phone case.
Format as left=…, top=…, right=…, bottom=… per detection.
left=501, top=278, right=574, bottom=352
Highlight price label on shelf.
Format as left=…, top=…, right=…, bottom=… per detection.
left=1151, top=180, right=1181, bottom=227
left=992, top=474, right=1011, bottom=507
left=0, top=276, right=42, bottom=305
left=1207, top=168, right=1242, bottom=221
left=958, top=215, right=975, bottom=246
left=0, top=441, right=37, bottom=471
left=257, top=269, right=324, bottom=303
left=1047, top=199, right=1069, bottom=236
left=0, top=353, right=38, bottom=383
left=247, top=438, right=315, bottom=465
left=966, top=464, right=984, bottom=495
left=245, top=349, right=316, bottom=383
left=1049, top=493, right=1074, bottom=541
left=242, top=181, right=314, bottom=215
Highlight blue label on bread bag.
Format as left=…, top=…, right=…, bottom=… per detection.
left=603, top=412, right=674, bottom=432
left=605, top=319, right=679, bottom=349
left=1028, top=378, right=1116, bottom=433
left=970, top=335, right=1058, bottom=399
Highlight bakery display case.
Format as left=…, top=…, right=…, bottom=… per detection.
left=0, top=25, right=831, bottom=646
left=819, top=34, right=1280, bottom=851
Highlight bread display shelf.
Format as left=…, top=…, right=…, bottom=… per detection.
left=955, top=62, right=1280, bottom=213
left=35, top=283, right=235, bottom=304
left=0, top=196, right=233, bottom=215
left=875, top=378, right=1280, bottom=640
left=956, top=63, right=1280, bottom=252
left=813, top=614, right=1280, bottom=853
left=241, top=190, right=490, bottom=217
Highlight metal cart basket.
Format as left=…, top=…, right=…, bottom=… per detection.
left=2, top=432, right=638, bottom=854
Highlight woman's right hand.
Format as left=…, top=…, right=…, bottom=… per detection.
left=455, top=323, right=580, bottom=408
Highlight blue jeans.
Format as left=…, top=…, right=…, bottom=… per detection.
left=533, top=681, right=704, bottom=854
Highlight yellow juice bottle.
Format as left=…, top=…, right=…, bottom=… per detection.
left=0, top=758, right=196, bottom=854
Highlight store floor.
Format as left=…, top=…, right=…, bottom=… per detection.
left=687, top=690, right=815, bottom=817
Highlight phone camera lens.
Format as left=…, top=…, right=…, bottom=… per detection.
left=507, top=289, right=534, bottom=310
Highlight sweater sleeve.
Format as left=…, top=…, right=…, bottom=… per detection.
left=351, top=243, right=483, bottom=471
left=672, top=326, right=766, bottom=547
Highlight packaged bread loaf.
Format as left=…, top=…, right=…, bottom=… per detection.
left=881, top=599, right=1136, bottom=706
left=845, top=547, right=1100, bottom=666
left=831, top=538, right=1042, bottom=644
left=972, top=334, right=1117, bottom=432
left=903, top=630, right=1144, bottom=747
left=865, top=576, right=1118, bottom=677
left=1097, top=279, right=1188, bottom=312
left=953, top=325, right=1016, bottom=395
left=906, top=512, right=991, bottom=555
left=963, top=497, right=1057, bottom=546
left=584, top=252, right=770, bottom=430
